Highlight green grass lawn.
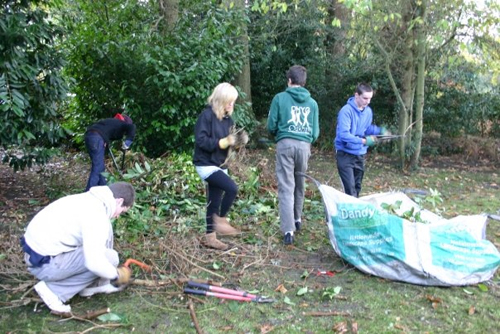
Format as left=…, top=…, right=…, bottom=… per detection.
left=0, top=149, right=499, bottom=333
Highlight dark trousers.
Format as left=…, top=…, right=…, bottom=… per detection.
left=84, top=132, right=106, bottom=191
left=336, top=150, right=365, bottom=198
left=205, top=171, right=238, bottom=233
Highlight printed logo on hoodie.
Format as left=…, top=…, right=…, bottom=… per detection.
left=287, top=106, right=311, bottom=134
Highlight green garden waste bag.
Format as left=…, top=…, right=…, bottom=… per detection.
left=316, top=182, right=500, bottom=286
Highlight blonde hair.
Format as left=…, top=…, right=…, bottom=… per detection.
left=208, top=83, right=238, bottom=120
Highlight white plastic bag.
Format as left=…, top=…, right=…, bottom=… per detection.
left=318, top=184, right=500, bottom=286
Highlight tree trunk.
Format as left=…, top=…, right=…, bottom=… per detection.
left=224, top=0, right=252, bottom=107
left=398, top=0, right=416, bottom=170
left=409, top=0, right=427, bottom=169
left=159, top=0, right=179, bottom=32
left=328, top=0, right=349, bottom=56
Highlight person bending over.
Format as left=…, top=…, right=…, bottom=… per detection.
left=84, top=113, right=136, bottom=191
left=21, top=182, right=135, bottom=314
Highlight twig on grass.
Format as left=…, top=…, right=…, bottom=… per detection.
left=188, top=300, right=204, bottom=334
left=136, top=289, right=188, bottom=313
left=0, top=297, right=38, bottom=310
left=132, top=277, right=223, bottom=289
left=78, top=323, right=124, bottom=333
left=132, top=279, right=173, bottom=287
left=168, top=248, right=225, bottom=279
left=303, top=311, right=351, bottom=317
left=55, top=307, right=111, bottom=321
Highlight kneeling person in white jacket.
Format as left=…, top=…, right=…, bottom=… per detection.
left=21, top=182, right=135, bottom=314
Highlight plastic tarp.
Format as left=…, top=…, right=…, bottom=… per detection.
left=318, top=183, right=500, bottom=286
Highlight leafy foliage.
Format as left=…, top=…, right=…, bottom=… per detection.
left=381, top=188, right=444, bottom=223
left=108, top=152, right=206, bottom=241
left=322, top=286, right=342, bottom=300
left=1, top=0, right=69, bottom=170
left=62, top=0, right=248, bottom=156
left=425, top=60, right=500, bottom=138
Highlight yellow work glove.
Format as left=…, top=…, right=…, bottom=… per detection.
left=219, top=134, right=236, bottom=149
left=111, top=266, right=132, bottom=287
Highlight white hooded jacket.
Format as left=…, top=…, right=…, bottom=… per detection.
left=24, top=186, right=118, bottom=280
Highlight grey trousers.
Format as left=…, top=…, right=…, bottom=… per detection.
left=26, top=247, right=119, bottom=302
left=275, top=138, right=311, bottom=234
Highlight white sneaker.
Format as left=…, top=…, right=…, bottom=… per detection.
left=34, top=281, right=71, bottom=314
left=79, top=281, right=125, bottom=297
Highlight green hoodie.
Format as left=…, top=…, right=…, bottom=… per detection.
left=267, top=86, right=319, bottom=143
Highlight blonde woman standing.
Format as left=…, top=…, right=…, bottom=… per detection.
left=193, top=83, right=242, bottom=250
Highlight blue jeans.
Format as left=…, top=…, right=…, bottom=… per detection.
left=85, top=132, right=106, bottom=191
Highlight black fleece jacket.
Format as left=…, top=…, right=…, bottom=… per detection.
left=86, top=118, right=136, bottom=146
left=193, top=106, right=233, bottom=167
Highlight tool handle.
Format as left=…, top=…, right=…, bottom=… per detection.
left=187, top=281, right=210, bottom=290
left=184, top=288, right=253, bottom=302
left=184, top=288, right=207, bottom=296
left=187, top=281, right=257, bottom=298
left=123, top=258, right=152, bottom=272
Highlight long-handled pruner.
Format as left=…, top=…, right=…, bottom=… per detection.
left=374, top=134, right=406, bottom=140
left=108, top=147, right=123, bottom=176
left=120, top=149, right=127, bottom=171
left=183, top=281, right=274, bottom=303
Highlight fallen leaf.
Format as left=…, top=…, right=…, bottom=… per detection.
left=351, top=322, right=358, bottom=333
left=426, top=294, right=442, bottom=303
left=297, top=287, right=308, bottom=296
left=477, top=283, right=488, bottom=292
left=333, top=321, right=348, bottom=333
left=260, top=324, right=274, bottom=334
left=275, top=284, right=287, bottom=294
left=97, top=312, right=121, bottom=322
left=468, top=306, right=475, bottom=315
left=394, top=323, right=406, bottom=330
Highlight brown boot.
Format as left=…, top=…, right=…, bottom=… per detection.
left=213, top=214, right=241, bottom=236
left=201, top=232, right=228, bottom=250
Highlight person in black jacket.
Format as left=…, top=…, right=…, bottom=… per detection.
left=84, top=113, right=136, bottom=191
left=193, top=83, right=244, bottom=250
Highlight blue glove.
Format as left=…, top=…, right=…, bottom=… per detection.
left=122, top=139, right=133, bottom=150
left=365, top=136, right=377, bottom=147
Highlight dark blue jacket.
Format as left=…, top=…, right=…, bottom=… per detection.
left=193, top=106, right=234, bottom=167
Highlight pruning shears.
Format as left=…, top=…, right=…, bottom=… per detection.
left=183, top=281, right=275, bottom=303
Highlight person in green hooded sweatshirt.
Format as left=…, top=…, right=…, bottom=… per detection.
left=267, top=65, right=320, bottom=245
